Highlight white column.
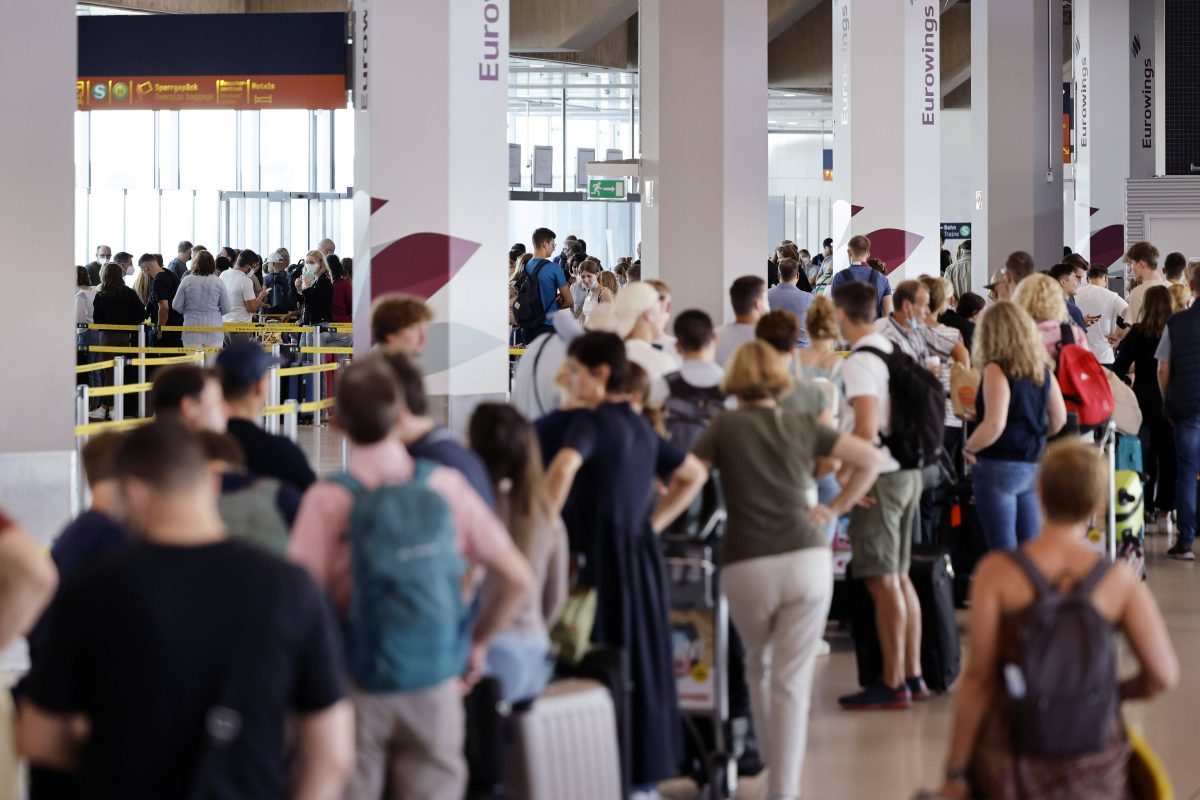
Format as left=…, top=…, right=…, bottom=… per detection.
left=0, top=0, right=75, bottom=542
left=831, top=0, right=941, bottom=281
left=972, top=0, right=1064, bottom=290
left=640, top=0, right=767, bottom=323
left=351, top=0, right=509, bottom=428
left=1129, top=0, right=1157, bottom=180
left=1073, top=0, right=1132, bottom=268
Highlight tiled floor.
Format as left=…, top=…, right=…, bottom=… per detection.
left=298, top=429, right=1200, bottom=799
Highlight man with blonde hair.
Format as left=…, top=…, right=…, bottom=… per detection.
left=830, top=235, right=894, bottom=318
left=371, top=294, right=434, bottom=357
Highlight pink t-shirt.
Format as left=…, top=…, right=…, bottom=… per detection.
left=288, top=439, right=507, bottom=612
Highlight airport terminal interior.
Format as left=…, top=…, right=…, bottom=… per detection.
left=2, top=0, right=1200, bottom=798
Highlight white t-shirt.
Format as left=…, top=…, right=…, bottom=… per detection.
left=1124, top=274, right=1167, bottom=328
left=626, top=338, right=682, bottom=409
left=714, top=323, right=757, bottom=367
left=841, top=333, right=900, bottom=473
left=220, top=268, right=257, bottom=323
left=1074, top=283, right=1128, bottom=365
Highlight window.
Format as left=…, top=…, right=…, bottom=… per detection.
left=260, top=110, right=310, bottom=191
left=89, top=110, right=153, bottom=190
left=124, top=190, right=161, bottom=256
left=179, top=110, right=236, bottom=190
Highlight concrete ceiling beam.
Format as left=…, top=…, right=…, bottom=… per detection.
left=510, top=0, right=637, bottom=52
left=768, top=0, right=824, bottom=42
left=768, top=1, right=831, bottom=90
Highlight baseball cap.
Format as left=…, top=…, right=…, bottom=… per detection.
left=614, top=282, right=660, bottom=339
left=265, top=251, right=285, bottom=264
left=985, top=268, right=1006, bottom=290
left=216, top=340, right=284, bottom=389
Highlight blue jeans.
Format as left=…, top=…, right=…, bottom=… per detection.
left=1173, top=415, right=1200, bottom=548
left=972, top=458, right=1041, bottom=551
left=816, top=472, right=840, bottom=544
left=484, top=632, right=552, bottom=705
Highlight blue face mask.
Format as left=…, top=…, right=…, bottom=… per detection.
left=909, top=318, right=923, bottom=331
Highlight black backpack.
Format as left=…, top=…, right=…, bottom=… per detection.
left=1004, top=550, right=1118, bottom=758
left=512, top=258, right=550, bottom=329
left=856, top=345, right=944, bottom=470
left=663, top=372, right=726, bottom=452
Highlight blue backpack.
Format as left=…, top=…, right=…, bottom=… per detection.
left=330, top=461, right=468, bottom=693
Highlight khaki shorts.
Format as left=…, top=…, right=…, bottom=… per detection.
left=847, top=469, right=922, bottom=579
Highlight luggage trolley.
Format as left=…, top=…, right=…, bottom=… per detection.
left=662, top=496, right=739, bottom=800
left=1093, top=422, right=1146, bottom=576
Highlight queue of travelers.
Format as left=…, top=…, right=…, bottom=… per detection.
left=2, top=229, right=1186, bottom=798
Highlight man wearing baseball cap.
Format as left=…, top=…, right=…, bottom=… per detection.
left=262, top=250, right=298, bottom=318
left=611, top=281, right=680, bottom=408
left=217, top=341, right=316, bottom=492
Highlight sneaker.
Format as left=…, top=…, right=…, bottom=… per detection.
left=838, top=681, right=912, bottom=711
left=1167, top=543, right=1195, bottom=561
left=88, top=407, right=107, bottom=421
left=906, top=676, right=933, bottom=700
left=816, top=639, right=832, bottom=657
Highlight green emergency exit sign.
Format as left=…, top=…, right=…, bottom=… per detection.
left=588, top=178, right=626, bottom=200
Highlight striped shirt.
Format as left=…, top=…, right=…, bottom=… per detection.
left=173, top=274, right=232, bottom=347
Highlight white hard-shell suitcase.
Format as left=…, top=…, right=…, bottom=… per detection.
left=505, top=679, right=623, bottom=800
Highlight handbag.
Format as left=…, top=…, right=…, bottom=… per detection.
left=1106, top=370, right=1143, bottom=436
left=950, top=362, right=981, bottom=420
left=549, top=587, right=597, bottom=667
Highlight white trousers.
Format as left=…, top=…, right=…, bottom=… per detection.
left=723, top=548, right=833, bottom=800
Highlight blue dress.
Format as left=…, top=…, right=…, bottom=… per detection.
left=550, top=402, right=686, bottom=785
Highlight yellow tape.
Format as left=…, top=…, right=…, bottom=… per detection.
left=509, top=347, right=526, bottom=356
left=89, top=346, right=217, bottom=355
left=277, top=362, right=340, bottom=377
left=156, top=323, right=314, bottom=334
left=299, top=397, right=336, bottom=413
left=129, top=354, right=205, bottom=367
left=326, top=323, right=354, bottom=332
left=74, top=417, right=153, bottom=437
left=75, top=359, right=117, bottom=374
left=89, top=382, right=154, bottom=398
left=835, top=350, right=851, bottom=358
left=299, top=346, right=353, bottom=355
left=87, top=323, right=143, bottom=332
left=262, top=403, right=295, bottom=416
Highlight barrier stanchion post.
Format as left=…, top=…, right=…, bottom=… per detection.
left=311, top=325, right=323, bottom=427
left=137, top=326, right=147, bottom=418
left=74, top=385, right=88, bottom=516
left=112, top=356, right=126, bottom=423
left=284, top=399, right=299, bottom=442
left=268, top=344, right=282, bottom=434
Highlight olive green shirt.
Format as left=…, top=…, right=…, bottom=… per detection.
left=693, top=406, right=840, bottom=566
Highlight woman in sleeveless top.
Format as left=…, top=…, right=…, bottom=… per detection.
left=965, top=302, right=1067, bottom=551
left=938, top=441, right=1177, bottom=800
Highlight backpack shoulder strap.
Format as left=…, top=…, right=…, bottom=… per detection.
left=327, top=472, right=365, bottom=496
left=1057, top=322, right=1074, bottom=359
left=1072, top=555, right=1112, bottom=599
left=854, top=345, right=891, bottom=363
left=1006, top=549, right=1054, bottom=598
left=410, top=458, right=438, bottom=487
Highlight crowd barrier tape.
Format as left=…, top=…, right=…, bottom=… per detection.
left=299, top=397, right=336, bottom=414
left=326, top=323, right=353, bottom=332
left=89, top=382, right=153, bottom=399
left=74, top=417, right=153, bottom=437
left=129, top=354, right=205, bottom=367
left=509, top=347, right=526, bottom=356
left=278, top=362, right=339, bottom=377
left=262, top=403, right=294, bottom=416
left=299, top=346, right=353, bottom=355
left=88, top=345, right=219, bottom=355
left=75, top=359, right=117, bottom=374
left=157, top=323, right=314, bottom=334
left=86, top=323, right=144, bottom=332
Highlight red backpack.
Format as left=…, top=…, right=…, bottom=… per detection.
left=1055, top=323, right=1114, bottom=428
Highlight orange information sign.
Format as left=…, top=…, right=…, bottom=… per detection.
left=76, top=74, right=346, bottom=111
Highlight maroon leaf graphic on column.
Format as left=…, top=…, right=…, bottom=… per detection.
left=851, top=205, right=865, bottom=217
left=863, top=228, right=925, bottom=274
left=1090, top=224, right=1125, bottom=268
left=371, top=197, right=389, bottom=215
left=370, top=232, right=481, bottom=301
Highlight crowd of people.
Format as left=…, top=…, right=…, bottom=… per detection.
left=0, top=227, right=1188, bottom=798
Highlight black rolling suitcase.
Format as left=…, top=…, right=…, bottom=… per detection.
left=847, top=546, right=961, bottom=692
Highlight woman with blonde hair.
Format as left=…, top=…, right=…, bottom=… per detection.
left=597, top=270, right=619, bottom=302
left=965, top=301, right=1067, bottom=550
left=694, top=339, right=884, bottom=800
left=468, top=403, right=568, bottom=704
left=1012, top=273, right=1087, bottom=359
left=797, top=296, right=842, bottom=383
left=1169, top=282, right=1191, bottom=311
left=918, top=275, right=971, bottom=451
left=296, top=249, right=333, bottom=327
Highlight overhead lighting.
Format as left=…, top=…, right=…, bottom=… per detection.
left=768, top=119, right=778, bottom=124
left=787, top=121, right=799, bottom=126
left=784, top=93, right=797, bottom=97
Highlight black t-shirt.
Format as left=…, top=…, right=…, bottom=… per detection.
left=146, top=269, right=184, bottom=327
left=408, top=427, right=497, bottom=509
left=226, top=418, right=317, bottom=492
left=26, top=540, right=346, bottom=799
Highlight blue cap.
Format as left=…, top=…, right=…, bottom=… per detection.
left=216, top=341, right=284, bottom=389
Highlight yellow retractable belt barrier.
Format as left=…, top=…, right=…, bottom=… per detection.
left=75, top=359, right=117, bottom=374
left=299, top=397, right=336, bottom=414
left=277, top=362, right=339, bottom=377
left=326, top=323, right=353, bottom=332
left=89, top=345, right=218, bottom=355
left=299, top=346, right=353, bottom=355
left=74, top=417, right=153, bottom=437
left=129, top=354, right=205, bottom=367
left=86, top=323, right=144, bottom=332
left=262, top=404, right=294, bottom=416
left=509, top=347, right=526, bottom=356
left=89, top=382, right=154, bottom=398
left=158, top=323, right=313, bottom=334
